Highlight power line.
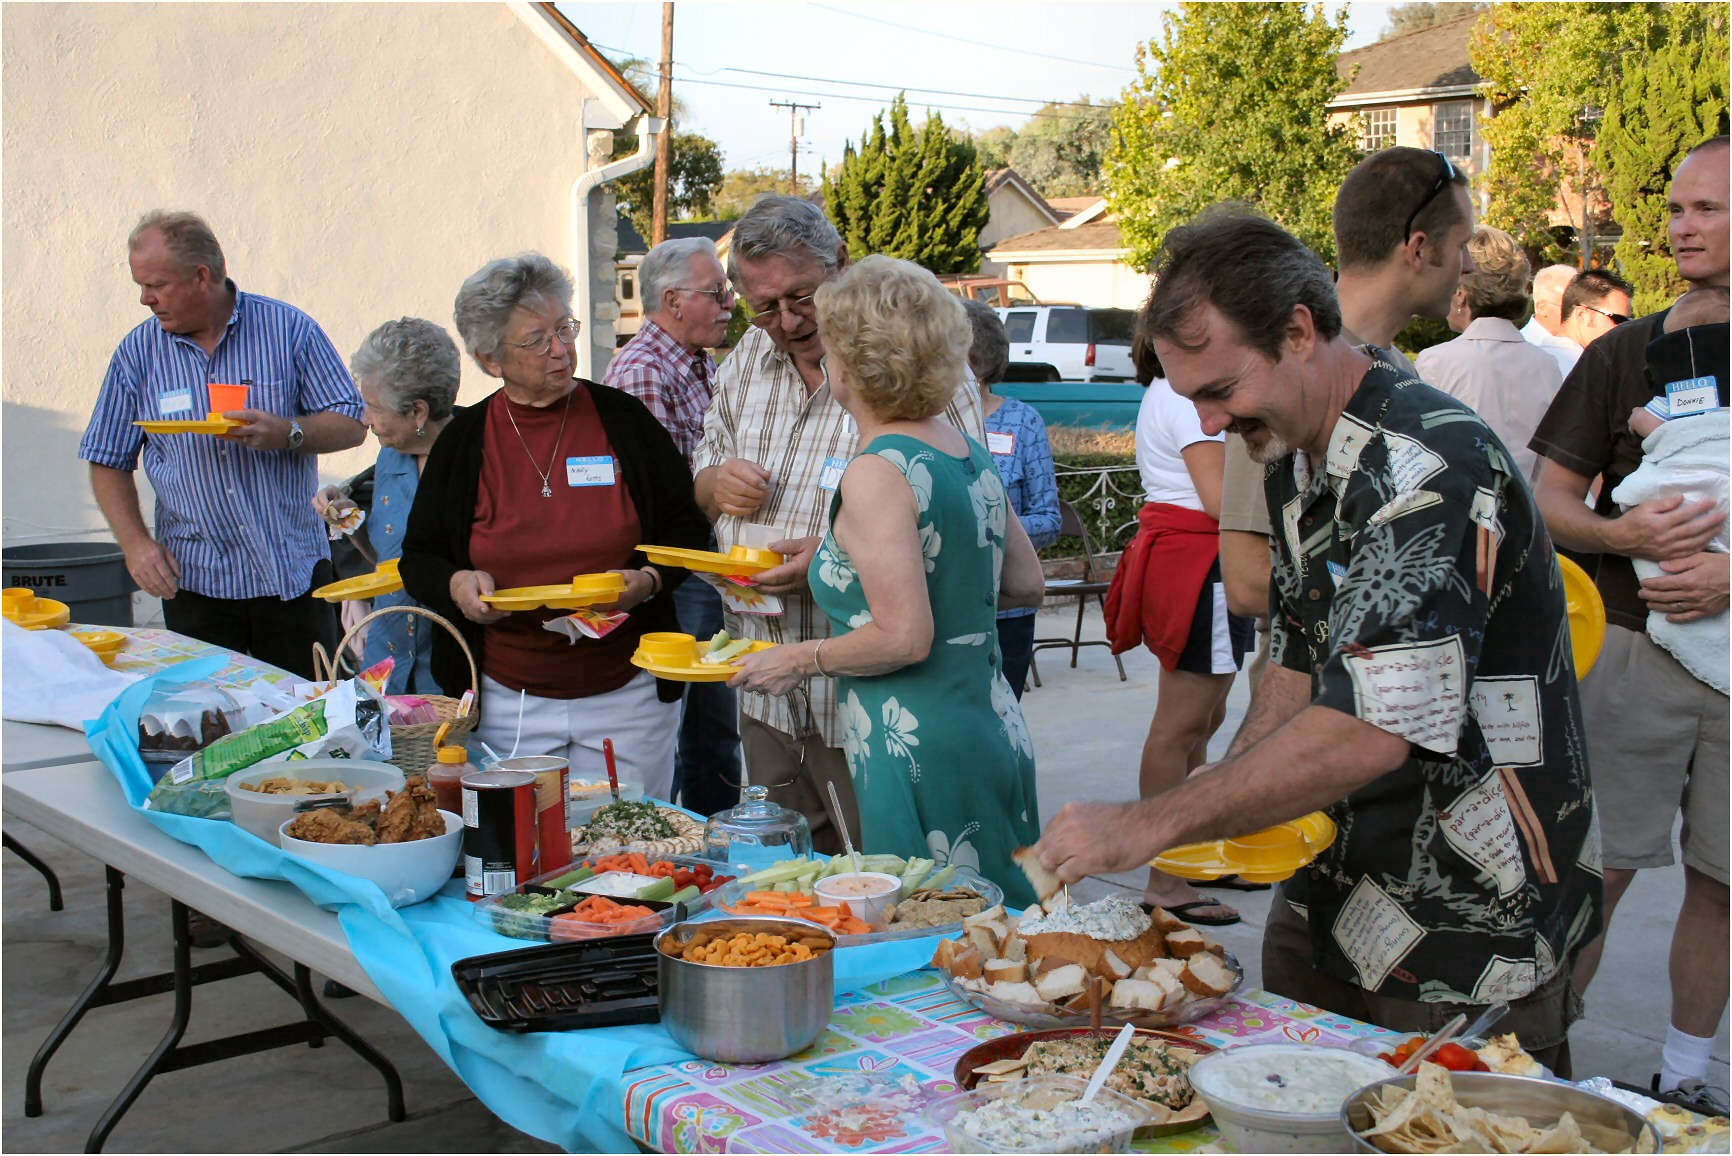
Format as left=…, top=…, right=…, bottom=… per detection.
left=672, top=72, right=1111, bottom=122
left=805, top=2, right=1135, bottom=71
left=722, top=67, right=1108, bottom=110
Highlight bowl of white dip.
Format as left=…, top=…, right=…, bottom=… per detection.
left=1188, top=1043, right=1393, bottom=1153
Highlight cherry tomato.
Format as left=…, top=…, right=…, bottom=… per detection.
left=1377, top=1052, right=1398, bottom=1067
left=1431, top=1043, right=1481, bottom=1071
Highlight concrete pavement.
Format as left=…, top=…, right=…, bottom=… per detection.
left=2, top=605, right=1724, bottom=1151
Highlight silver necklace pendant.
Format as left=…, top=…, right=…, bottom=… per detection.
left=541, top=482, right=553, bottom=498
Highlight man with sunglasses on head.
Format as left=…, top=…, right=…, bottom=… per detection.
left=1529, top=135, right=1731, bottom=1116
left=1559, top=269, right=1637, bottom=353
left=605, top=237, right=743, bottom=817
left=690, top=195, right=985, bottom=854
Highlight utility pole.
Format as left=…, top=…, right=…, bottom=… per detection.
left=652, top=2, right=674, bottom=244
left=769, top=99, right=818, bottom=194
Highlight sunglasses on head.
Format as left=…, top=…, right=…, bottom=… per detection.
left=1402, top=151, right=1461, bottom=243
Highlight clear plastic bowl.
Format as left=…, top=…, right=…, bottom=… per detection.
left=922, top=1075, right=1162, bottom=1154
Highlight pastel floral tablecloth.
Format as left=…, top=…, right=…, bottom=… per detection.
left=104, top=624, right=295, bottom=689
left=621, top=969, right=1402, bottom=1153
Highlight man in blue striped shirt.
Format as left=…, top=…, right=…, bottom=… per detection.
left=80, top=211, right=366, bottom=677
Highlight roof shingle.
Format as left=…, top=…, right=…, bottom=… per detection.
left=1336, top=12, right=1480, bottom=98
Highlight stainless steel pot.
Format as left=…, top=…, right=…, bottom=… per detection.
left=655, top=916, right=836, bottom=1063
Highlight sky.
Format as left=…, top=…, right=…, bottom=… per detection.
left=558, top=1, right=1403, bottom=177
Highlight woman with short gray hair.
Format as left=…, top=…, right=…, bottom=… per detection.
left=962, top=298, right=1060, bottom=699
left=400, top=253, right=712, bottom=800
left=311, top=317, right=463, bottom=694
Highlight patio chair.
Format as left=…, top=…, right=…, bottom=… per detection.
left=1028, top=500, right=1127, bottom=687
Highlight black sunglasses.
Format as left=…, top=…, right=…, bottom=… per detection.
left=1582, top=304, right=1632, bottom=326
left=1402, top=151, right=1460, bottom=242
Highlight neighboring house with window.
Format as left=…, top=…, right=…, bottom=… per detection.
left=612, top=218, right=736, bottom=347
left=1327, top=13, right=1492, bottom=181
left=984, top=199, right=1154, bottom=309
left=977, top=168, right=1061, bottom=278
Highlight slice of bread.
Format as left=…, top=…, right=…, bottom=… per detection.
left=952, top=944, right=985, bottom=981
left=964, top=904, right=1008, bottom=927
left=1180, top=952, right=1237, bottom=997
left=1099, top=949, right=1133, bottom=981
left=966, top=925, right=1000, bottom=958
left=931, top=938, right=957, bottom=970
left=1012, top=846, right=1065, bottom=903
left=984, top=958, right=1028, bottom=984
left=1035, top=963, right=1090, bottom=1002
left=1107, top=976, right=1172, bottom=1012
left=1136, top=957, right=1186, bottom=983
left=1149, top=906, right=1188, bottom=933
left=1164, top=927, right=1207, bottom=958
left=1003, top=933, right=1028, bottom=963
left=989, top=979, right=1043, bottom=1006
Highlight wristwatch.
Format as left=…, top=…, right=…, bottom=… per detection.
left=286, top=419, right=305, bottom=451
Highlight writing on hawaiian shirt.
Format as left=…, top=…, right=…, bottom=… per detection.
left=1333, top=875, right=1427, bottom=991
left=1471, top=954, right=1538, bottom=1004
left=1467, top=676, right=1542, bottom=767
left=1379, top=429, right=1449, bottom=492
left=1343, top=636, right=1467, bottom=754
left=1441, top=771, right=1529, bottom=898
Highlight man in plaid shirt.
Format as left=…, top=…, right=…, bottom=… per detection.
left=603, top=237, right=741, bottom=815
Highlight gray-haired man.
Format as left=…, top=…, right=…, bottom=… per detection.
left=605, top=237, right=740, bottom=815
left=691, top=195, right=985, bottom=853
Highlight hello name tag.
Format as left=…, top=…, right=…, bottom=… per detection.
left=565, top=456, right=616, bottom=487
left=818, top=455, right=849, bottom=491
left=159, top=389, right=194, bottom=416
left=1665, top=376, right=1720, bottom=417
left=986, top=431, right=1016, bottom=456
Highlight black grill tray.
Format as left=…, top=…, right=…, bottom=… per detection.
left=451, top=932, right=663, bottom=1032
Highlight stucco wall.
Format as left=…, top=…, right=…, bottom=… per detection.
left=2, top=2, right=627, bottom=562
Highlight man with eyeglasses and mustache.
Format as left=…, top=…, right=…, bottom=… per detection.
left=1035, top=208, right=1600, bottom=1076
left=604, top=236, right=742, bottom=816
left=690, top=195, right=985, bottom=853
left=1558, top=269, right=1637, bottom=354
left=1529, top=136, right=1730, bottom=1115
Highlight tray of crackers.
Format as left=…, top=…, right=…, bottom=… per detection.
left=955, top=1026, right=1216, bottom=1136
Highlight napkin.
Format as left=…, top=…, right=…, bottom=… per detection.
left=2, top=619, right=140, bottom=728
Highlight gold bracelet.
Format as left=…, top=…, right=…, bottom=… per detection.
left=812, top=638, right=832, bottom=679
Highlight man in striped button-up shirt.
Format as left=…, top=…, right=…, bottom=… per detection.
left=80, top=211, right=366, bottom=677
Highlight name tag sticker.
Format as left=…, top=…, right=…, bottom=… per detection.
left=818, top=455, right=849, bottom=491
left=1665, top=376, right=1720, bottom=416
left=986, top=431, right=1016, bottom=456
left=565, top=456, right=617, bottom=487
left=1327, top=561, right=1347, bottom=587
left=159, top=389, right=194, bottom=416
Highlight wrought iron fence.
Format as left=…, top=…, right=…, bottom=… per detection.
left=1048, top=463, right=1143, bottom=558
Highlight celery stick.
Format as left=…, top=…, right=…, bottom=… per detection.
left=901, top=858, right=935, bottom=891
left=925, top=864, right=957, bottom=891
left=739, top=857, right=817, bottom=886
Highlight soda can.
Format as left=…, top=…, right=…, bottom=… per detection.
left=461, top=768, right=538, bottom=899
left=495, top=755, right=572, bottom=875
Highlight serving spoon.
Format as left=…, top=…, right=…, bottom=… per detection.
left=1081, top=1022, right=1139, bottom=1103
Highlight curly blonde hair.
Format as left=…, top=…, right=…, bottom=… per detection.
left=1460, top=226, right=1531, bottom=323
left=814, top=255, right=968, bottom=422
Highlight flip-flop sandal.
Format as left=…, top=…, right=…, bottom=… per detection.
left=1140, top=899, right=1242, bottom=927
left=1204, top=874, right=1273, bottom=892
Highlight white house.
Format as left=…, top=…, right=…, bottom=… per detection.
left=985, top=200, right=1154, bottom=309
left=1, top=2, right=656, bottom=583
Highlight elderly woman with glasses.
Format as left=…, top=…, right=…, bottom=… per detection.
left=400, top=253, right=711, bottom=798
left=1416, top=226, right=1564, bottom=482
left=312, top=318, right=462, bottom=694
left=728, top=256, right=1047, bottom=907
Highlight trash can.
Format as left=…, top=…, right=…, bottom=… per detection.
left=3, top=542, right=136, bottom=626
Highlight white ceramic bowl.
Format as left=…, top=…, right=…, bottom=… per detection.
left=1189, top=1043, right=1394, bottom=1154
left=278, top=809, right=462, bottom=906
left=813, top=871, right=903, bottom=930
left=226, top=760, right=404, bottom=847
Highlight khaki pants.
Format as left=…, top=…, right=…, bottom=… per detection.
left=1261, top=890, right=1582, bottom=1077
left=740, top=715, right=859, bottom=857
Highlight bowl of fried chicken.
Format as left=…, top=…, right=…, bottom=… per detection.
left=278, top=775, right=462, bottom=906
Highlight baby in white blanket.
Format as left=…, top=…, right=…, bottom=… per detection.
left=1612, top=287, right=1729, bottom=694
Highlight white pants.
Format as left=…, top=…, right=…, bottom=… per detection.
left=477, top=670, right=678, bottom=802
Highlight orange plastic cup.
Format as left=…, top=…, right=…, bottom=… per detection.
left=209, top=382, right=250, bottom=413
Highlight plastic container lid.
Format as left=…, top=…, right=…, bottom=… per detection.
left=437, top=746, right=471, bottom=764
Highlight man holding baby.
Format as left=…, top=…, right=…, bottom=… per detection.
left=1529, top=135, right=1730, bottom=1113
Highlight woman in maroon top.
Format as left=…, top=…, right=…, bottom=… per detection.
left=401, top=254, right=711, bottom=800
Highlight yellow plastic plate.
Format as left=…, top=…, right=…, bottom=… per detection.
left=635, top=544, right=781, bottom=577
left=481, top=572, right=628, bottom=612
left=1153, top=812, right=1337, bottom=883
left=134, top=417, right=246, bottom=435
left=70, top=629, right=127, bottom=664
left=2, top=597, right=71, bottom=631
left=1557, top=555, right=1606, bottom=679
left=313, top=569, right=405, bottom=602
left=630, top=640, right=775, bottom=682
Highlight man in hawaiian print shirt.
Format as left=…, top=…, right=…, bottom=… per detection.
left=1036, top=210, right=1601, bottom=1075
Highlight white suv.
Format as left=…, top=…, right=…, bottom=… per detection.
left=995, top=306, right=1137, bottom=382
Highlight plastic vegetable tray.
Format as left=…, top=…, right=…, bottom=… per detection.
left=476, top=853, right=731, bottom=942
left=711, top=860, right=1004, bottom=945
left=451, top=932, right=661, bottom=1031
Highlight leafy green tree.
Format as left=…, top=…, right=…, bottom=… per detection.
left=612, top=133, right=724, bottom=240
left=1007, top=100, right=1117, bottom=198
left=1107, top=2, right=1360, bottom=268
left=972, top=125, right=1018, bottom=172
left=823, top=94, right=990, bottom=275
left=712, top=167, right=817, bottom=220
left=1472, top=3, right=1695, bottom=262
left=1598, top=5, right=1730, bottom=312
left=1380, top=2, right=1486, bottom=40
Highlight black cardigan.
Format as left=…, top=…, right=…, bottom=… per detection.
left=400, top=380, right=713, bottom=704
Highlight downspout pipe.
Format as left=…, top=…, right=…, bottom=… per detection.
left=573, top=113, right=663, bottom=381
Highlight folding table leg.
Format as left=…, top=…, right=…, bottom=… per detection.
left=292, top=963, right=407, bottom=1122
left=25, top=866, right=125, bottom=1117
left=4, top=831, right=66, bottom=911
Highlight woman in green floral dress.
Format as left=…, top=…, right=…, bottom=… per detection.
left=730, top=256, right=1047, bottom=908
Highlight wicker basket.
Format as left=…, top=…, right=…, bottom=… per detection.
left=312, top=603, right=479, bottom=776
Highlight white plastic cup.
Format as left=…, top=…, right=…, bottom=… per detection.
left=814, top=871, right=903, bottom=930
left=736, top=523, right=789, bottom=553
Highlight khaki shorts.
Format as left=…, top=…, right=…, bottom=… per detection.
left=1578, top=625, right=1729, bottom=883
